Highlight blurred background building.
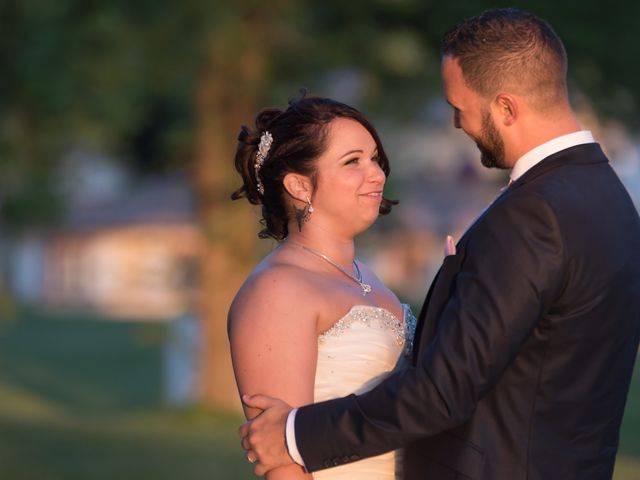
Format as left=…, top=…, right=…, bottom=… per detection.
left=8, top=160, right=201, bottom=319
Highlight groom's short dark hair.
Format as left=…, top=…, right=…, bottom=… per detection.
left=442, top=8, right=568, bottom=111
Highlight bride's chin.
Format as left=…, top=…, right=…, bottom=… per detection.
left=353, top=215, right=380, bottom=234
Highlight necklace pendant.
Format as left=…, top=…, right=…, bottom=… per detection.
left=300, top=244, right=374, bottom=296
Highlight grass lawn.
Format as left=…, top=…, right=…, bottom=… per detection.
left=0, top=310, right=638, bottom=479
left=0, top=311, right=254, bottom=480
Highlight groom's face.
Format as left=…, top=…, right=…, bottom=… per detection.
left=442, top=55, right=507, bottom=170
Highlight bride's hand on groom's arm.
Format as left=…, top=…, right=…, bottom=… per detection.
left=239, top=394, right=295, bottom=476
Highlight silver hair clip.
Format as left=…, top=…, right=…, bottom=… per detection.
left=254, top=131, right=273, bottom=195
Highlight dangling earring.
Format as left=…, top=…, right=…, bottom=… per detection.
left=295, top=197, right=314, bottom=232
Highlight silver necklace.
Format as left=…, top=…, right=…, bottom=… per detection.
left=301, top=245, right=372, bottom=296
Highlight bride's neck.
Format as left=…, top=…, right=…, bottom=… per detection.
left=286, top=226, right=355, bottom=267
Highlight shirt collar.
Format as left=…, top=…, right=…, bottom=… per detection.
left=510, top=130, right=595, bottom=182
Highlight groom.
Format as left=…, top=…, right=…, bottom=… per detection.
left=240, top=8, right=640, bottom=479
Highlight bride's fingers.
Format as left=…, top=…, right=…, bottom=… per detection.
left=238, top=420, right=251, bottom=438
left=240, top=436, right=251, bottom=450
left=245, top=449, right=258, bottom=463
left=255, top=462, right=269, bottom=476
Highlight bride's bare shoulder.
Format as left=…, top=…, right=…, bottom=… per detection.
left=228, top=257, right=320, bottom=326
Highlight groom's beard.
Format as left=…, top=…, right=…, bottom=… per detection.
left=476, top=111, right=507, bottom=169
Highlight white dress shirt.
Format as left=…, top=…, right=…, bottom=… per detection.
left=509, top=130, right=595, bottom=182
left=285, top=130, right=596, bottom=468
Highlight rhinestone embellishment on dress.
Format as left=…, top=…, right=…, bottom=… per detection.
left=320, top=305, right=417, bottom=356
left=403, top=307, right=417, bottom=356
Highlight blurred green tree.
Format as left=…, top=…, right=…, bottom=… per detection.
left=1, top=0, right=638, bottom=412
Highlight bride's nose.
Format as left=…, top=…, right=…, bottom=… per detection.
left=368, top=161, right=385, bottom=184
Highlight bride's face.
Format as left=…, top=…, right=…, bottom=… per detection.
left=311, top=117, right=386, bottom=236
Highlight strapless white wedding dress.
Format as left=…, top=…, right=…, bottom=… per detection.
left=312, top=304, right=416, bottom=480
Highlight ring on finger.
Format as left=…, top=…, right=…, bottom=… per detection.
left=246, top=452, right=258, bottom=464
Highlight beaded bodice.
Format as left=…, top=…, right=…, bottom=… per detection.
left=314, top=304, right=416, bottom=402
left=312, top=304, right=416, bottom=480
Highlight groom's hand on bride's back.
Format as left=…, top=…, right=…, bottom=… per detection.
left=239, top=394, right=295, bottom=476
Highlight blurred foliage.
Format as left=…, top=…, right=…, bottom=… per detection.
left=1, top=0, right=639, bottom=229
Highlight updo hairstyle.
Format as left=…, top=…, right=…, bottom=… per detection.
left=231, top=95, right=395, bottom=240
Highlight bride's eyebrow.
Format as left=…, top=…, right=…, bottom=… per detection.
left=337, top=149, right=364, bottom=160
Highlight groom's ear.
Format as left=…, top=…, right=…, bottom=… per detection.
left=282, top=173, right=312, bottom=203
left=494, top=93, right=518, bottom=126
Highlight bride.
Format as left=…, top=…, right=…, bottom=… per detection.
left=228, top=95, right=416, bottom=479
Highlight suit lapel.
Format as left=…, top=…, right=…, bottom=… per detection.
left=413, top=253, right=462, bottom=362
left=412, top=143, right=608, bottom=361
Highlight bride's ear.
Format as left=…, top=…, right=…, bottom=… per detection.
left=282, top=173, right=312, bottom=203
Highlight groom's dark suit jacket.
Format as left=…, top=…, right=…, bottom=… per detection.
left=295, top=143, right=640, bottom=479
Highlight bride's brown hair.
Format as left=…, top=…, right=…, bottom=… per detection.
left=232, top=94, right=396, bottom=240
